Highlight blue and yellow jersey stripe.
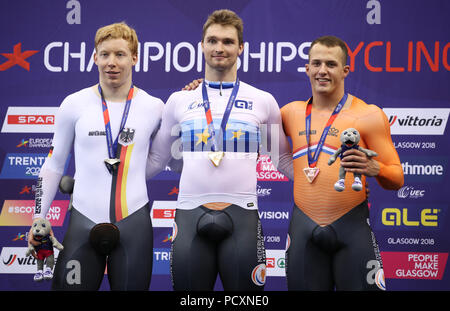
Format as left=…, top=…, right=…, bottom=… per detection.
left=180, top=118, right=260, bottom=153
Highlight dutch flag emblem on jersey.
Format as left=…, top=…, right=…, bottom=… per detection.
left=292, top=143, right=338, bottom=160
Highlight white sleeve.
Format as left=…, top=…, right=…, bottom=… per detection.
left=34, top=97, right=76, bottom=219
left=146, top=94, right=181, bottom=179
left=262, top=94, right=294, bottom=181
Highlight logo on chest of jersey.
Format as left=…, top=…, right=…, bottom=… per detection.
left=234, top=100, right=253, bottom=110
left=88, top=130, right=106, bottom=136
left=298, top=127, right=339, bottom=137
left=119, top=128, right=135, bottom=146
left=187, top=99, right=253, bottom=111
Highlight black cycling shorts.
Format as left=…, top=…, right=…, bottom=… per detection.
left=52, top=204, right=153, bottom=290
left=285, top=200, right=385, bottom=291
left=170, top=204, right=266, bottom=291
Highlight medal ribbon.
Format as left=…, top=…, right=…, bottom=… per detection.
left=305, top=93, right=347, bottom=168
left=98, top=84, right=134, bottom=159
left=201, top=79, right=240, bottom=152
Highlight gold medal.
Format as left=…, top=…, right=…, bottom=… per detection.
left=303, top=167, right=319, bottom=183
left=208, top=151, right=224, bottom=167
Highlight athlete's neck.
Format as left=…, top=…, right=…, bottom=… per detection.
left=98, top=80, right=133, bottom=102
left=204, top=65, right=237, bottom=83
left=312, top=89, right=346, bottom=111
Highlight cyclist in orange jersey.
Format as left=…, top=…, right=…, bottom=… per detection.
left=281, top=35, right=404, bottom=291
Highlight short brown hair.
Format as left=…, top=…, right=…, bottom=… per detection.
left=202, top=9, right=244, bottom=45
left=309, top=35, right=348, bottom=66
left=95, top=22, right=138, bottom=56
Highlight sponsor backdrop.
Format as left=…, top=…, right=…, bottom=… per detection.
left=0, top=0, right=449, bottom=291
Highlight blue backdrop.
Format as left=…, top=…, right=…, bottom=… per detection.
left=0, top=0, right=449, bottom=290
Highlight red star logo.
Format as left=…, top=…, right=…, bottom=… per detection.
left=20, top=185, right=32, bottom=194
left=168, top=187, right=179, bottom=195
left=0, top=43, right=39, bottom=71
left=19, top=186, right=31, bottom=194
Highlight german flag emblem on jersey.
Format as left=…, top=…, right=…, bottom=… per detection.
left=109, top=128, right=136, bottom=223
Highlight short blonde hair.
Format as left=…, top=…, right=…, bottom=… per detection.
left=95, top=22, right=138, bottom=56
left=202, top=9, right=244, bottom=45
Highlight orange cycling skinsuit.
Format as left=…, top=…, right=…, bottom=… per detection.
left=281, top=94, right=403, bottom=290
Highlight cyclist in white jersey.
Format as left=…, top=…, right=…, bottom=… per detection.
left=146, top=9, right=293, bottom=290
left=29, top=23, right=164, bottom=290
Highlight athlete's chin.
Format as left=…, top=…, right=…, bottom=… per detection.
left=206, top=60, right=235, bottom=71
left=209, top=64, right=232, bottom=72
left=102, top=79, right=125, bottom=90
left=102, top=74, right=120, bottom=82
left=313, top=85, right=334, bottom=95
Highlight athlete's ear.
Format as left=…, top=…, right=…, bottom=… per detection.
left=305, top=63, right=310, bottom=76
left=132, top=53, right=138, bottom=66
left=343, top=64, right=350, bottom=78
left=93, top=51, right=98, bottom=65
left=238, top=42, right=244, bottom=56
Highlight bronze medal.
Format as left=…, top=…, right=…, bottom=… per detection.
left=303, top=167, right=319, bottom=183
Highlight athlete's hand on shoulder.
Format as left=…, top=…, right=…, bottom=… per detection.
left=340, top=149, right=380, bottom=177
left=182, top=78, right=203, bottom=91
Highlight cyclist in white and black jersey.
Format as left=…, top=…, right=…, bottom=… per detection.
left=146, top=9, right=293, bottom=291
left=30, top=23, right=164, bottom=290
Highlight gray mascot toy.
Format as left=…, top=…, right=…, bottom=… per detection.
left=328, top=128, right=377, bottom=192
